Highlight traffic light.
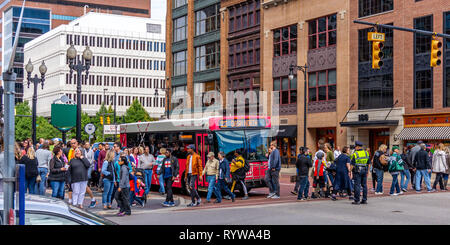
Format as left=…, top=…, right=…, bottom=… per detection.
left=430, top=38, right=442, bottom=67
left=100, top=116, right=103, bottom=125
left=372, top=41, right=384, bottom=69
left=107, top=116, right=111, bottom=125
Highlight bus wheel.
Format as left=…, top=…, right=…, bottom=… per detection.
left=181, top=172, right=191, bottom=195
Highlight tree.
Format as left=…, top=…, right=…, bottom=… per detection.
left=123, top=99, right=151, bottom=123
left=15, top=102, right=32, bottom=141
left=36, top=116, right=61, bottom=140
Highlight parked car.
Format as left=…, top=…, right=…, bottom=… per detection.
left=92, top=142, right=115, bottom=150
left=0, top=194, right=117, bottom=225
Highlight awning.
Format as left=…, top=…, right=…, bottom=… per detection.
left=274, top=125, right=297, bottom=137
left=397, top=127, right=450, bottom=140
left=340, top=120, right=399, bottom=127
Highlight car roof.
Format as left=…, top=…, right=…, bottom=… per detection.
left=0, top=193, right=72, bottom=215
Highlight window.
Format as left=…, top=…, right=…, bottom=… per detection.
left=308, top=70, right=336, bottom=102
left=97, top=37, right=103, bottom=47
left=228, top=0, right=260, bottom=33
left=414, top=15, right=433, bottom=109
left=147, top=41, right=152, bottom=51
left=82, top=35, right=87, bottom=46
left=173, top=16, right=187, bottom=42
left=358, top=25, right=393, bottom=109
left=195, top=42, right=220, bottom=72
left=89, top=36, right=95, bottom=47
left=229, top=38, right=260, bottom=69
left=308, top=14, right=336, bottom=50
left=173, top=50, right=187, bottom=76
left=273, top=25, right=297, bottom=57
left=195, top=4, right=220, bottom=36
left=273, top=76, right=297, bottom=105
left=174, top=0, right=187, bottom=8
left=23, top=213, right=80, bottom=225
left=74, top=35, right=80, bottom=45
left=105, top=37, right=110, bottom=48
left=358, top=0, right=393, bottom=18
left=66, top=34, right=73, bottom=45
left=112, top=38, right=117, bottom=48
left=96, top=75, right=102, bottom=86
left=445, top=12, right=450, bottom=107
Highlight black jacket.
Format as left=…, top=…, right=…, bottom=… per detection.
left=20, top=156, right=38, bottom=178
left=296, top=154, right=312, bottom=177
left=68, top=157, right=90, bottom=183
left=372, top=150, right=384, bottom=170
left=401, top=152, right=414, bottom=170
left=414, top=149, right=431, bottom=170
left=157, top=156, right=179, bottom=178
left=48, top=156, right=66, bottom=181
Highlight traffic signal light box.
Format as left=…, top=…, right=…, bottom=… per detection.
left=430, top=38, right=442, bottom=67
left=372, top=41, right=384, bottom=69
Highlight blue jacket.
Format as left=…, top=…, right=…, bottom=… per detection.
left=269, top=148, right=281, bottom=171
left=218, top=158, right=231, bottom=180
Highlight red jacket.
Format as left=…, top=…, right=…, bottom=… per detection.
left=314, top=159, right=326, bottom=177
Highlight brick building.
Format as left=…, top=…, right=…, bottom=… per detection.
left=344, top=0, right=450, bottom=153
left=0, top=0, right=151, bottom=103
left=261, top=0, right=351, bottom=158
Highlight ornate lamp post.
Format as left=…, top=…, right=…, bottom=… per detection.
left=289, top=64, right=308, bottom=148
left=66, top=43, right=92, bottom=141
left=25, top=59, right=47, bottom=145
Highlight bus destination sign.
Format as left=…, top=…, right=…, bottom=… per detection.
left=219, top=118, right=266, bottom=128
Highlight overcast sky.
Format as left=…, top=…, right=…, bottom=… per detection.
left=151, top=0, right=166, bottom=20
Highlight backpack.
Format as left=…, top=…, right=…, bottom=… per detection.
left=388, top=156, right=404, bottom=172
left=379, top=154, right=389, bottom=166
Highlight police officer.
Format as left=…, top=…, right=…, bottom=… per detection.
left=350, top=141, right=370, bottom=205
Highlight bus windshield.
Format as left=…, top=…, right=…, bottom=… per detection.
left=215, top=129, right=270, bottom=162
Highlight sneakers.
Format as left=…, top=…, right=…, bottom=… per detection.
left=141, top=202, right=146, bottom=208
left=331, top=195, right=337, bottom=201
left=360, top=200, right=368, bottom=204
left=351, top=201, right=360, bottom=205
left=169, top=202, right=175, bottom=207
left=117, top=212, right=125, bottom=216
left=291, top=191, right=298, bottom=195
left=223, top=195, right=231, bottom=200
left=375, top=192, right=383, bottom=195
left=214, top=199, right=221, bottom=203
left=267, top=193, right=275, bottom=198
left=401, top=188, right=407, bottom=192
left=89, top=200, right=97, bottom=208
left=242, top=195, right=249, bottom=200
left=162, top=201, right=170, bottom=207
left=187, top=203, right=196, bottom=207
left=390, top=193, right=399, bottom=196
left=131, top=203, right=137, bottom=207
left=271, top=195, right=280, bottom=199
left=197, top=199, right=202, bottom=205
left=428, top=189, right=436, bottom=193
left=399, top=191, right=404, bottom=195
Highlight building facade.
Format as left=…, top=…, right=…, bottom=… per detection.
left=345, top=0, right=450, bottom=153
left=261, top=0, right=351, bottom=159
left=1, top=0, right=151, bottom=103
left=23, top=12, right=166, bottom=118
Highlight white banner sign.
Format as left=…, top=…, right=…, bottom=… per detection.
left=103, top=125, right=120, bottom=135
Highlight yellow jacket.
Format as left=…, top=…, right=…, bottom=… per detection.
left=230, top=155, right=245, bottom=173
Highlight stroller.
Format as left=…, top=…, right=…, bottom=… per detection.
left=130, top=169, right=147, bottom=207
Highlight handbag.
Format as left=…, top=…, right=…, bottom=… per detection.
left=36, top=174, right=42, bottom=183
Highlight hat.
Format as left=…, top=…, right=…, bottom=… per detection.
left=316, top=151, right=325, bottom=159
left=392, top=146, right=399, bottom=151
left=355, top=141, right=364, bottom=147
left=207, top=152, right=215, bottom=158
left=187, top=144, right=195, bottom=150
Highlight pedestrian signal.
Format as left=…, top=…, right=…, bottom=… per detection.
left=430, top=38, right=442, bottom=67
left=372, top=41, right=384, bottom=69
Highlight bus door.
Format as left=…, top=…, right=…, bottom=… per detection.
left=195, top=133, right=208, bottom=189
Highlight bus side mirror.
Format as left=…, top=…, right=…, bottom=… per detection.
left=206, top=134, right=214, bottom=145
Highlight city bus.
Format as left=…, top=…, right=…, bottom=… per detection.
left=119, top=116, right=271, bottom=194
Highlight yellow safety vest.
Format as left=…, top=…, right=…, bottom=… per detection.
left=352, top=150, right=369, bottom=166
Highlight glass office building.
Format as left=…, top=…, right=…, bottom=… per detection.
left=2, top=6, right=50, bottom=102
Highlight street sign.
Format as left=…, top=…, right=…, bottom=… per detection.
left=84, top=123, right=96, bottom=135
left=51, top=103, right=76, bottom=128
left=368, top=32, right=385, bottom=42
left=104, top=125, right=120, bottom=135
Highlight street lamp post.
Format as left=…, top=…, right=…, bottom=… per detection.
left=25, top=59, right=47, bottom=145
left=288, top=63, right=308, bottom=148
left=66, top=43, right=92, bottom=142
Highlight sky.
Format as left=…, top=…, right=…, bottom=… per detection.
left=151, top=0, right=167, bottom=21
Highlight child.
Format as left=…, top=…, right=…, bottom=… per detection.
left=116, top=156, right=131, bottom=216
left=312, top=151, right=328, bottom=198
left=129, top=171, right=146, bottom=207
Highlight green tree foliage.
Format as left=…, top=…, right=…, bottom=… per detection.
left=36, top=116, right=61, bottom=140
left=123, top=99, right=151, bottom=123
left=15, top=102, right=32, bottom=141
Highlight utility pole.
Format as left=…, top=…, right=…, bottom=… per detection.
left=113, top=92, right=117, bottom=143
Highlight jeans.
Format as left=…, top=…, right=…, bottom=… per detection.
left=415, top=169, right=432, bottom=191
left=433, top=172, right=445, bottom=190
left=25, top=177, right=36, bottom=194
left=353, top=167, right=368, bottom=203
left=206, top=175, right=217, bottom=201
left=390, top=173, right=401, bottom=194
left=144, top=169, right=153, bottom=195
left=164, top=178, right=174, bottom=203
left=265, top=169, right=280, bottom=196
left=374, top=168, right=384, bottom=193
left=50, top=181, right=65, bottom=199
left=88, top=166, right=93, bottom=179
left=36, top=167, right=48, bottom=196
left=215, top=179, right=234, bottom=203
left=158, top=173, right=165, bottom=194
left=297, top=176, right=310, bottom=199
left=410, top=169, right=416, bottom=188
left=400, top=169, right=411, bottom=190
left=129, top=190, right=144, bottom=206
left=102, top=178, right=114, bottom=206
left=188, top=174, right=200, bottom=203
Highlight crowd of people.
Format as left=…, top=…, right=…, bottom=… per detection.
left=291, top=140, right=450, bottom=204
left=10, top=136, right=450, bottom=216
